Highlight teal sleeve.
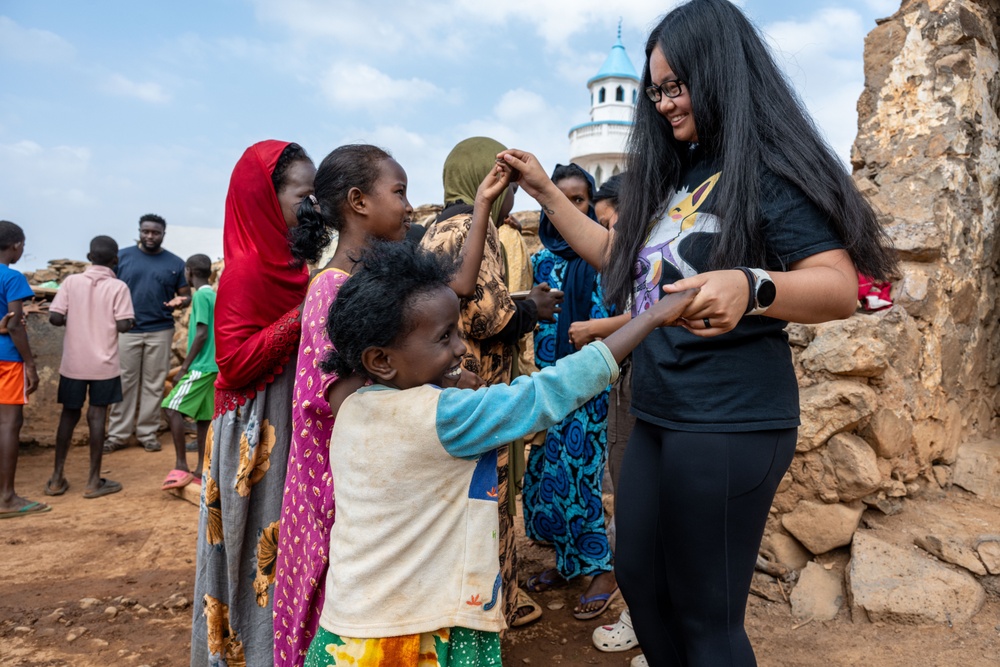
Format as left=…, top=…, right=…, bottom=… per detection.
left=436, top=342, right=619, bottom=459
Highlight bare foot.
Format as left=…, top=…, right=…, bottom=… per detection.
left=574, top=570, right=619, bottom=617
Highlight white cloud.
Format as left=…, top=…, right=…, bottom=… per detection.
left=102, top=73, right=171, bottom=103
left=763, top=8, right=869, bottom=163
left=252, top=0, right=673, bottom=53
left=0, top=16, right=75, bottom=63
left=864, top=0, right=900, bottom=15
left=319, top=63, right=439, bottom=109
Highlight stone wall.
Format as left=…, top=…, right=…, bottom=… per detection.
left=766, top=0, right=1000, bottom=611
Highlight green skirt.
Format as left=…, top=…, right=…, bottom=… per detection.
left=304, top=625, right=501, bottom=667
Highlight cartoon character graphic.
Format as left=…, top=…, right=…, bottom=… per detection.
left=633, top=172, right=721, bottom=315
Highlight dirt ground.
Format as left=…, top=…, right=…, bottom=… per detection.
left=3, top=436, right=999, bottom=667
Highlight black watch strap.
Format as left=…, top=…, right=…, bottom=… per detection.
left=736, top=267, right=755, bottom=315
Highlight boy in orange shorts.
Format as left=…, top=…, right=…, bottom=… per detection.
left=0, top=220, right=48, bottom=518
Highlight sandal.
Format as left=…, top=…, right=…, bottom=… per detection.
left=631, top=655, right=648, bottom=667
left=510, top=588, right=542, bottom=628
left=83, top=478, right=122, bottom=499
left=103, top=440, right=128, bottom=454
left=573, top=586, right=621, bottom=621
left=44, top=478, right=69, bottom=496
left=525, top=568, right=566, bottom=593
left=0, top=500, right=52, bottom=519
left=592, top=609, right=638, bottom=652
left=161, top=469, right=195, bottom=490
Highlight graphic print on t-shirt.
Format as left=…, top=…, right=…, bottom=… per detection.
left=633, top=171, right=721, bottom=316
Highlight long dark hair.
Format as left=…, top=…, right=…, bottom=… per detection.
left=287, top=144, right=390, bottom=265
left=604, top=0, right=897, bottom=311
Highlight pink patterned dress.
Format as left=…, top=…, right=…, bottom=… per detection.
left=273, top=268, right=350, bottom=667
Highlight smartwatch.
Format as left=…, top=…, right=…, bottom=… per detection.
left=737, top=267, right=776, bottom=316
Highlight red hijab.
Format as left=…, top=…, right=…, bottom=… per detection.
left=214, top=140, right=309, bottom=392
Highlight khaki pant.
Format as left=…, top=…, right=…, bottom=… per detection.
left=106, top=328, right=174, bottom=448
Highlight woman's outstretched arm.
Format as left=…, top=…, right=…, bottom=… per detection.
left=499, top=149, right=611, bottom=270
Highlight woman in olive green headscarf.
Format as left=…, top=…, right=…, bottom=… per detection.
left=420, top=137, right=562, bottom=629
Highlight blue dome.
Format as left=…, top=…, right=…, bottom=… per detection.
left=588, top=36, right=639, bottom=85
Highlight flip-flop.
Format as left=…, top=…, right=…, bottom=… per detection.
left=510, top=588, right=543, bottom=628
left=525, top=568, right=566, bottom=593
left=0, top=500, right=52, bottom=519
left=83, top=478, right=123, bottom=499
left=161, top=469, right=195, bottom=490
left=573, top=586, right=621, bottom=621
left=44, top=478, right=69, bottom=496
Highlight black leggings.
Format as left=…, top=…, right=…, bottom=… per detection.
left=614, top=420, right=797, bottom=667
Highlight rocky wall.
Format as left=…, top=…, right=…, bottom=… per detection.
left=764, top=0, right=1000, bottom=616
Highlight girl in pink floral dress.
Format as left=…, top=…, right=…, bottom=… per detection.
left=273, top=144, right=414, bottom=667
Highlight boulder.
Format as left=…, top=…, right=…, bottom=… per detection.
left=914, top=534, right=987, bottom=576
left=790, top=562, right=843, bottom=621
left=864, top=409, right=913, bottom=459
left=848, top=531, right=985, bottom=625
left=799, top=318, right=889, bottom=378
left=976, top=538, right=1000, bottom=576
left=824, top=433, right=882, bottom=502
left=952, top=440, right=1000, bottom=505
left=797, top=382, right=878, bottom=452
left=762, top=532, right=812, bottom=570
left=782, top=500, right=865, bottom=555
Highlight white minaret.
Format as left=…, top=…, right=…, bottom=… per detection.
left=568, top=24, right=639, bottom=187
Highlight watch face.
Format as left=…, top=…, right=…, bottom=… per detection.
left=758, top=279, right=777, bottom=308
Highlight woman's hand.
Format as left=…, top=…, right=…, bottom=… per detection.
left=662, top=269, right=749, bottom=336
left=476, top=162, right=512, bottom=207
left=496, top=149, right=558, bottom=202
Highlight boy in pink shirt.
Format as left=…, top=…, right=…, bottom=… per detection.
left=46, top=236, right=135, bottom=498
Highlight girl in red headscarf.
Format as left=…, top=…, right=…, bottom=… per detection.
left=191, top=140, right=316, bottom=667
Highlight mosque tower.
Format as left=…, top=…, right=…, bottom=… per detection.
left=567, top=24, right=639, bottom=187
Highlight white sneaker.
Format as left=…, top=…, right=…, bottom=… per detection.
left=630, top=655, right=648, bottom=667
left=592, top=608, right=639, bottom=652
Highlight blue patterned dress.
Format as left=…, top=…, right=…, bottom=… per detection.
left=522, top=247, right=612, bottom=579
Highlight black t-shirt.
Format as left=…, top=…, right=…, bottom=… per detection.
left=629, top=147, right=843, bottom=432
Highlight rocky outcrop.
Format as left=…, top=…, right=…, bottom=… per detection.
left=848, top=530, right=985, bottom=624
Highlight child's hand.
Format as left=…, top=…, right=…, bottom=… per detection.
left=0, top=312, right=15, bottom=334
left=475, top=162, right=512, bottom=207
left=648, top=288, right=700, bottom=327
left=496, top=149, right=552, bottom=201
left=441, top=367, right=485, bottom=390
left=568, top=320, right=598, bottom=350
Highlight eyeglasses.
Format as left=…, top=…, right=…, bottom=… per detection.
left=645, top=79, right=685, bottom=102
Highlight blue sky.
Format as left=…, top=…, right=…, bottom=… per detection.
left=1, top=0, right=899, bottom=271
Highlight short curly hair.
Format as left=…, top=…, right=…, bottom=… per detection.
left=322, top=240, right=456, bottom=380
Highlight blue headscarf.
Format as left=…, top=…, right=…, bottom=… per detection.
left=538, top=163, right=600, bottom=361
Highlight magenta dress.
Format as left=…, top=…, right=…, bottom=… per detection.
left=273, top=268, right=350, bottom=667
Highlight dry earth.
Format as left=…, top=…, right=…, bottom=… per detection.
left=2, top=436, right=999, bottom=667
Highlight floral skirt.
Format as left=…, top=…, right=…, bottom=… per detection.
left=190, top=366, right=294, bottom=666
left=304, top=625, right=501, bottom=667
left=522, top=391, right=612, bottom=579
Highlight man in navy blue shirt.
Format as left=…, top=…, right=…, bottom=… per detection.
left=105, top=214, right=191, bottom=453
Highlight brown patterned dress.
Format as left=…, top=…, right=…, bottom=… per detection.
left=420, top=212, right=520, bottom=627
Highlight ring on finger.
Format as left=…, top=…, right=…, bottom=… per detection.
left=703, top=318, right=711, bottom=329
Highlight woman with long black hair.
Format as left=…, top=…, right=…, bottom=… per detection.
left=500, top=1, right=896, bottom=664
